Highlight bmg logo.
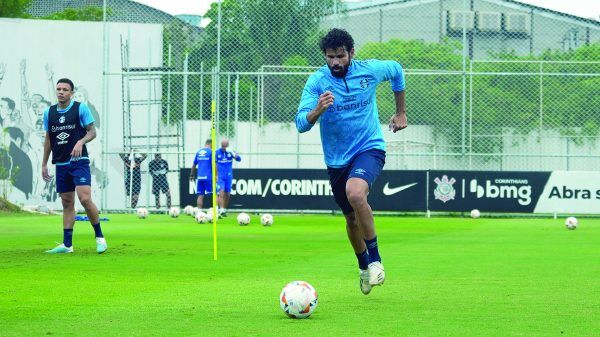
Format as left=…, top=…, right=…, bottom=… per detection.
left=470, top=179, right=532, bottom=205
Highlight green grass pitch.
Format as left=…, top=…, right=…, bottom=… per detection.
left=1, top=213, right=598, bottom=336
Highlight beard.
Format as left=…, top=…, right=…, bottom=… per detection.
left=328, top=64, right=349, bottom=78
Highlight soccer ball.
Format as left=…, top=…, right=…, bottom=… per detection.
left=136, top=207, right=148, bottom=219
left=168, top=207, right=180, bottom=218
left=279, top=281, right=318, bottom=319
left=191, top=207, right=199, bottom=216
left=183, top=205, right=193, bottom=215
left=237, top=212, right=251, bottom=226
left=196, top=211, right=208, bottom=224
left=565, top=216, right=578, bottom=230
left=206, top=208, right=215, bottom=223
left=260, top=213, right=274, bottom=226
left=470, top=209, right=480, bottom=218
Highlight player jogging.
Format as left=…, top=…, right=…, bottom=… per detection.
left=216, top=138, right=241, bottom=217
left=295, top=29, right=407, bottom=294
left=43, top=78, right=107, bottom=254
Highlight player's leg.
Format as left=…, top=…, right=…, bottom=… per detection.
left=328, top=166, right=371, bottom=294
left=222, top=177, right=232, bottom=215
left=165, top=188, right=171, bottom=208
left=346, top=149, right=386, bottom=286
left=47, top=165, right=75, bottom=253
left=73, top=161, right=106, bottom=254
left=196, top=179, right=205, bottom=209
left=152, top=181, right=161, bottom=208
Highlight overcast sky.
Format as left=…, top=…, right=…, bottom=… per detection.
left=133, top=0, right=599, bottom=21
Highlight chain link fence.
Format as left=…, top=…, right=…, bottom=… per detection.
left=1, top=0, right=598, bottom=210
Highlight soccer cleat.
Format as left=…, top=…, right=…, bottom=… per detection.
left=359, top=269, right=372, bottom=295
left=46, top=243, right=73, bottom=254
left=96, top=237, right=108, bottom=254
left=368, top=261, right=385, bottom=286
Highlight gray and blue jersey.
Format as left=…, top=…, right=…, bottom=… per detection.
left=295, top=59, right=405, bottom=168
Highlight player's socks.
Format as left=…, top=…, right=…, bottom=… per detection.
left=92, top=223, right=104, bottom=238
left=365, top=236, right=381, bottom=263
left=356, top=249, right=369, bottom=270
left=64, top=228, right=73, bottom=248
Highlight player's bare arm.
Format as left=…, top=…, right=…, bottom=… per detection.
left=306, top=91, right=334, bottom=124
left=190, top=164, right=197, bottom=181
left=389, top=91, right=407, bottom=133
left=71, top=123, right=96, bottom=158
left=42, top=132, right=53, bottom=182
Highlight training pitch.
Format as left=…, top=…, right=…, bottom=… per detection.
left=1, top=213, right=598, bottom=336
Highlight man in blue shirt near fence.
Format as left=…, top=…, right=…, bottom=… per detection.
left=190, top=139, right=213, bottom=211
left=296, top=28, right=407, bottom=295
left=43, top=78, right=107, bottom=254
left=216, top=138, right=241, bottom=217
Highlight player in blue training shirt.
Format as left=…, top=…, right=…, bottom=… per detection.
left=296, top=29, right=407, bottom=295
left=216, top=138, right=241, bottom=217
left=42, top=78, right=107, bottom=254
left=190, top=139, right=213, bottom=211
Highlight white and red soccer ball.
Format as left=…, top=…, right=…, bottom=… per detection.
left=279, top=281, right=318, bottom=319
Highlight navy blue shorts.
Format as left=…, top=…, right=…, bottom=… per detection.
left=326, top=149, right=386, bottom=214
left=56, top=160, right=92, bottom=194
left=196, top=179, right=212, bottom=195
left=217, top=176, right=233, bottom=193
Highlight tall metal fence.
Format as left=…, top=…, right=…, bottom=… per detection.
left=1, top=0, right=599, bottom=210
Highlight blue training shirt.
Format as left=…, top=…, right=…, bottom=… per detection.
left=295, top=59, right=405, bottom=168
left=43, top=100, right=95, bottom=165
left=216, top=148, right=241, bottom=178
left=193, top=147, right=212, bottom=180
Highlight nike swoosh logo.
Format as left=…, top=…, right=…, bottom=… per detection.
left=383, top=182, right=418, bottom=196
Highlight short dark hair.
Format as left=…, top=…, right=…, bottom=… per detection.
left=205, top=139, right=212, bottom=145
left=319, top=28, right=354, bottom=54
left=1, top=97, right=15, bottom=111
left=56, top=78, right=75, bottom=91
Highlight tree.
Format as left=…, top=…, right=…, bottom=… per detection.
left=183, top=0, right=334, bottom=124
left=0, top=0, right=32, bottom=18
left=42, top=6, right=104, bottom=21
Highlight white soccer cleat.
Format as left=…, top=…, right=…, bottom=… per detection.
left=359, top=269, right=372, bottom=295
left=368, top=261, right=385, bottom=286
left=96, top=237, right=108, bottom=254
left=46, top=243, right=74, bottom=254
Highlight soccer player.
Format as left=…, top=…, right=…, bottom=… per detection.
left=149, top=153, right=171, bottom=209
left=216, top=138, right=241, bottom=217
left=42, top=78, right=107, bottom=254
left=190, top=139, right=213, bottom=211
left=295, top=29, right=407, bottom=294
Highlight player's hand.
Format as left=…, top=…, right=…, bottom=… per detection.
left=389, top=112, right=407, bottom=133
left=316, top=91, right=335, bottom=114
left=232, top=151, right=238, bottom=158
left=42, top=165, right=53, bottom=182
left=71, top=140, right=84, bottom=159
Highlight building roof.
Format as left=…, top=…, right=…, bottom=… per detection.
left=343, top=0, right=599, bottom=27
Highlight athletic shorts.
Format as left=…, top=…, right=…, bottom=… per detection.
left=56, top=160, right=92, bottom=194
left=326, top=149, right=386, bottom=214
left=217, top=176, right=232, bottom=193
left=152, top=176, right=169, bottom=195
left=196, top=179, right=212, bottom=195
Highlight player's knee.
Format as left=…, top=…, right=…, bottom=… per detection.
left=346, top=189, right=366, bottom=207
left=61, top=197, right=74, bottom=209
left=79, top=196, right=92, bottom=208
